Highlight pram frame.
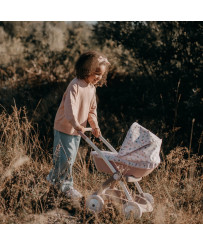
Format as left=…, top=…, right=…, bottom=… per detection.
left=78, top=128, right=146, bottom=203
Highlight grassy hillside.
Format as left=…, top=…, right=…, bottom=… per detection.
left=0, top=106, right=202, bottom=224
left=0, top=21, right=202, bottom=224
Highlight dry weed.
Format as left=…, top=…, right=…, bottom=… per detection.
left=0, top=107, right=202, bottom=224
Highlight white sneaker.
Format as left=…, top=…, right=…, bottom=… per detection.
left=66, top=187, right=82, bottom=200
left=60, top=181, right=73, bottom=193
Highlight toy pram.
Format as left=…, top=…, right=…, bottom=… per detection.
left=78, top=122, right=162, bottom=219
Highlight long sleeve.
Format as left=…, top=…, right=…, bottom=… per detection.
left=54, top=78, right=98, bottom=135
left=88, top=90, right=99, bottom=129
left=64, top=84, right=81, bottom=129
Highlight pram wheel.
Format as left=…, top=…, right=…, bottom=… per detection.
left=123, top=202, right=142, bottom=219
left=86, top=195, right=104, bottom=213
left=143, top=193, right=154, bottom=205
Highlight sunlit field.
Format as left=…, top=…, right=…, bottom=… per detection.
left=0, top=21, right=202, bottom=224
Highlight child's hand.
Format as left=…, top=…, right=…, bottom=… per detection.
left=75, top=125, right=85, bottom=133
left=92, top=128, right=101, bottom=138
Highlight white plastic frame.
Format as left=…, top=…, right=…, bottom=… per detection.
left=78, top=128, right=133, bottom=201
left=78, top=128, right=116, bottom=173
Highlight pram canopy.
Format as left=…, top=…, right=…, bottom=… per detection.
left=117, top=122, right=162, bottom=168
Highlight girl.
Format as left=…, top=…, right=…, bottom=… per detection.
left=47, top=51, right=110, bottom=199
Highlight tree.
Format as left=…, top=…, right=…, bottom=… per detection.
left=93, top=21, right=203, bottom=153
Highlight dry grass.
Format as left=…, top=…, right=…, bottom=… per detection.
left=0, top=106, right=202, bottom=224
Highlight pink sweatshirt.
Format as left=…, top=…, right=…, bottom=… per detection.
left=54, top=77, right=99, bottom=136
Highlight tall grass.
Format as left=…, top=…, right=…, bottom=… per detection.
left=0, top=106, right=202, bottom=223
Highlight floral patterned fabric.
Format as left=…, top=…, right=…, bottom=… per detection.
left=92, top=123, right=162, bottom=169
left=117, top=122, right=162, bottom=167
left=93, top=151, right=158, bottom=169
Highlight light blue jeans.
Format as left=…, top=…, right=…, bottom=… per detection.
left=47, top=129, right=81, bottom=191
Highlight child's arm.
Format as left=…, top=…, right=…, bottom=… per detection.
left=64, top=84, right=84, bottom=131
left=88, top=89, right=101, bottom=137
left=92, top=128, right=101, bottom=138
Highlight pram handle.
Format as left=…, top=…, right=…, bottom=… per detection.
left=78, top=130, right=133, bottom=201
left=84, top=127, right=92, bottom=132
left=79, top=128, right=118, bottom=153
left=99, top=136, right=118, bottom=153
left=78, top=131, right=117, bottom=173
